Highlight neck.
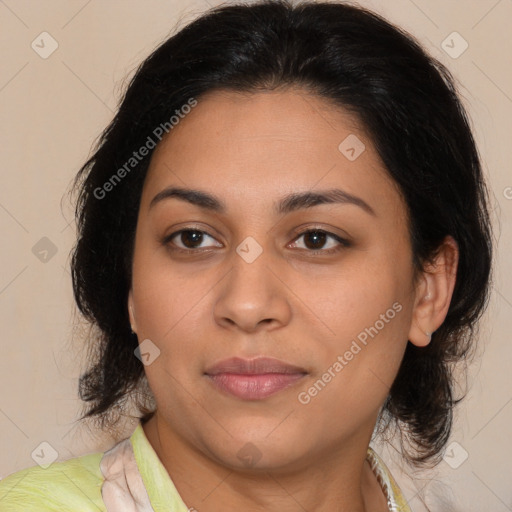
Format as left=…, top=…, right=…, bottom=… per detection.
left=142, top=413, right=389, bottom=512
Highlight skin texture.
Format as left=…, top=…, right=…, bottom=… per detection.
left=128, top=87, right=458, bottom=512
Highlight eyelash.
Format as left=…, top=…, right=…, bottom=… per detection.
left=162, top=227, right=351, bottom=256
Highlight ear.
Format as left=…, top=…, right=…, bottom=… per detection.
left=408, top=236, right=459, bottom=347
left=128, top=289, right=137, bottom=333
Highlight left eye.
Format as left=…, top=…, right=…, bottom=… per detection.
left=289, top=230, right=350, bottom=253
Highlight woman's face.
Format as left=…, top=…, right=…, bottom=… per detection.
left=128, top=88, right=421, bottom=470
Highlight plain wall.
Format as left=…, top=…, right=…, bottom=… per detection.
left=0, top=1, right=511, bottom=510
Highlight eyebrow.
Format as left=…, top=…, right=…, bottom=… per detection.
left=149, top=186, right=376, bottom=216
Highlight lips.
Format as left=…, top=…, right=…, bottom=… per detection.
left=205, top=356, right=307, bottom=375
left=204, top=357, right=308, bottom=400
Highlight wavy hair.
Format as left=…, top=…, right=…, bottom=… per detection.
left=70, top=0, right=493, bottom=465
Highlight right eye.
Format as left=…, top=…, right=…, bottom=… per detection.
left=163, top=229, right=223, bottom=253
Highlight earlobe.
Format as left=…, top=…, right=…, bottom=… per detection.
left=128, top=290, right=137, bottom=333
left=408, top=236, right=459, bottom=348
left=408, top=277, right=436, bottom=347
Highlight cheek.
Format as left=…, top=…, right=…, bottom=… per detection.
left=131, top=263, right=207, bottom=408
left=131, top=241, right=204, bottom=338
left=295, top=256, right=413, bottom=407
left=299, top=255, right=410, bottom=344
left=295, top=308, right=410, bottom=433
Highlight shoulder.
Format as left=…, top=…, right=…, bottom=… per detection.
left=0, top=451, right=105, bottom=511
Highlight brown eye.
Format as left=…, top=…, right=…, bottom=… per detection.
left=179, top=230, right=204, bottom=248
left=165, top=229, right=222, bottom=251
left=303, top=231, right=327, bottom=250
left=290, top=229, right=350, bottom=254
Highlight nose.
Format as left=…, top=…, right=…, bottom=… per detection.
left=213, top=242, right=292, bottom=333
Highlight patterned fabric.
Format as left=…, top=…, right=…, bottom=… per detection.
left=0, top=423, right=411, bottom=511
left=367, top=447, right=412, bottom=512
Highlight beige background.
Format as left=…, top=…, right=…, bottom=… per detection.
left=0, top=0, right=511, bottom=510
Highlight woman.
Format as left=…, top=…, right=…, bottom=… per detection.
left=0, top=0, right=492, bottom=510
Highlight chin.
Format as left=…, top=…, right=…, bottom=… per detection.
left=198, top=423, right=311, bottom=472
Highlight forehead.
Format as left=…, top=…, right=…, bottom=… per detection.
left=141, top=87, right=406, bottom=221
left=148, top=87, right=366, bottom=167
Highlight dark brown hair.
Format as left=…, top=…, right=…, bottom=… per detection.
left=70, top=0, right=493, bottom=465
